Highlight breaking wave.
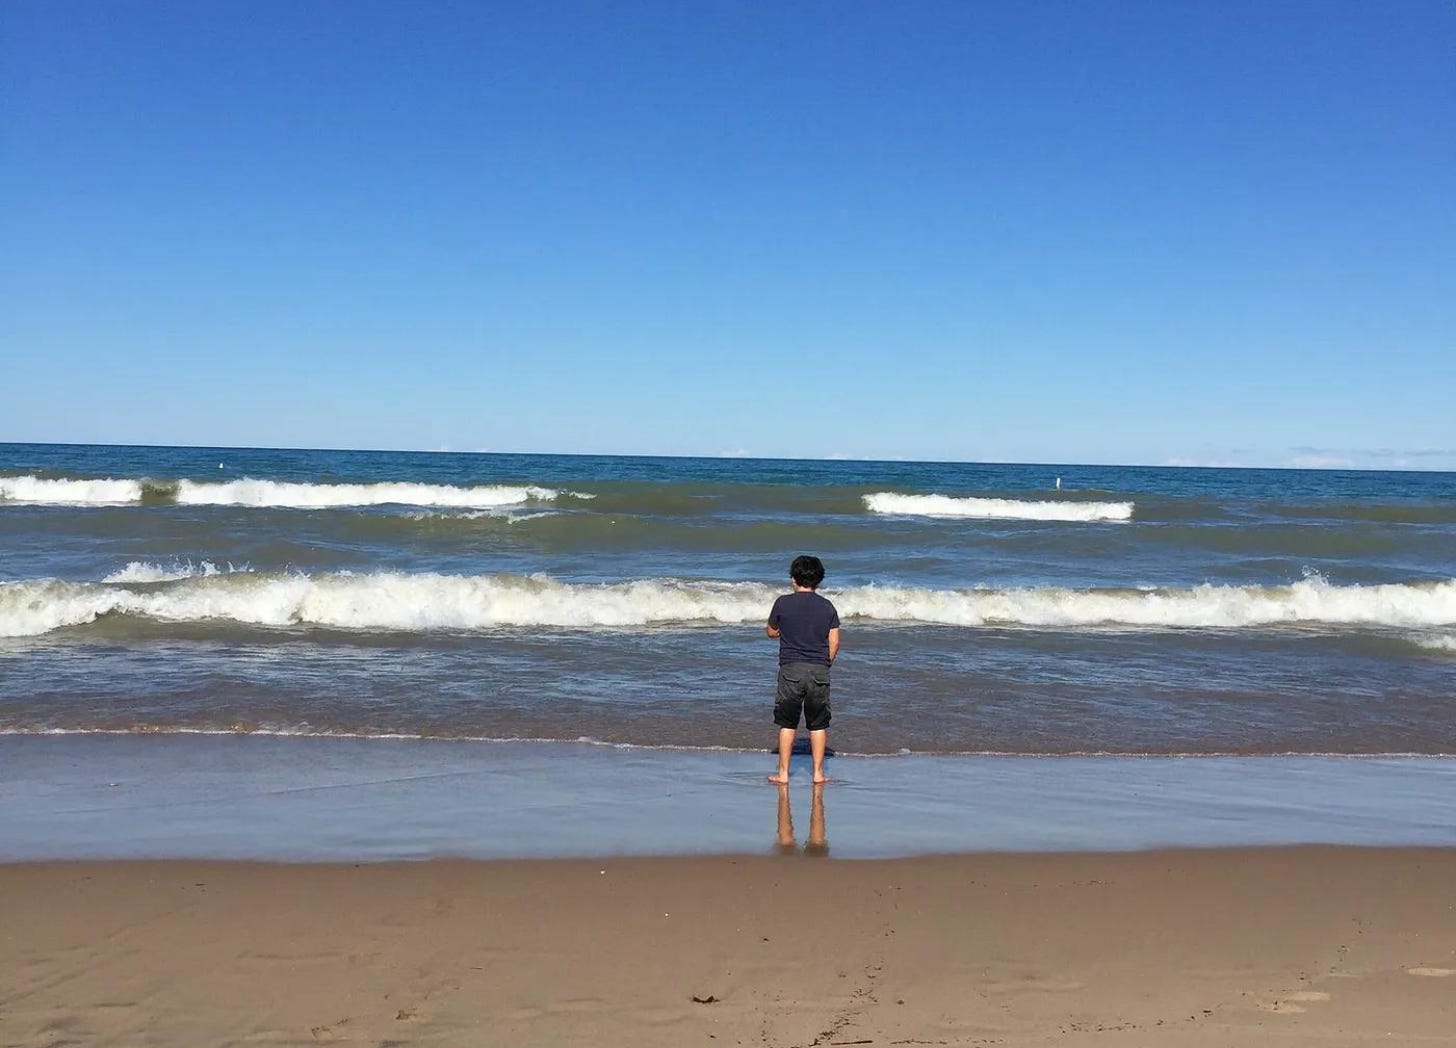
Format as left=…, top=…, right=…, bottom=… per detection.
left=0, top=476, right=144, bottom=505
left=864, top=492, right=1134, bottom=522
left=1410, top=634, right=1456, bottom=653
left=2, top=570, right=1452, bottom=638
left=0, top=474, right=586, bottom=509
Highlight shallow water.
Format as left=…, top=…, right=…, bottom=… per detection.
left=3, top=736, right=1454, bottom=861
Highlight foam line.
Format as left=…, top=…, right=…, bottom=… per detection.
left=172, top=479, right=571, bottom=508
left=2, top=570, right=1453, bottom=637
left=0, top=474, right=585, bottom=509
left=864, top=492, right=1133, bottom=521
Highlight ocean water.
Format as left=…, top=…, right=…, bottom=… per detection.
left=2, top=443, right=1454, bottom=756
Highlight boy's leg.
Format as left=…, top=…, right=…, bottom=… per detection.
left=770, top=665, right=806, bottom=784
left=809, top=729, right=828, bottom=783
left=770, top=728, right=795, bottom=784
left=803, top=665, right=831, bottom=784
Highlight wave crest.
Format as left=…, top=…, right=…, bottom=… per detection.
left=1, top=571, right=1453, bottom=638
left=0, top=476, right=144, bottom=505
left=101, top=560, right=249, bottom=584
left=172, top=478, right=574, bottom=508
left=0, top=474, right=585, bottom=509
left=864, top=492, right=1134, bottom=522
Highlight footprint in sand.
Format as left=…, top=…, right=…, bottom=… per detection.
left=1407, top=967, right=1456, bottom=977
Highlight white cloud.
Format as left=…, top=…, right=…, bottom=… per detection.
left=1162, top=457, right=1243, bottom=468
left=1285, top=447, right=1456, bottom=470
left=1288, top=454, right=1356, bottom=470
left=1160, top=446, right=1455, bottom=471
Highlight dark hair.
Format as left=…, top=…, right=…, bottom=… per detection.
left=790, top=554, right=826, bottom=588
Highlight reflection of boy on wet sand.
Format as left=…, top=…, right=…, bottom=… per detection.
left=775, top=782, right=829, bottom=857
left=765, top=555, right=841, bottom=785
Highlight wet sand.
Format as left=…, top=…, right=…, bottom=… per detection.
left=4, top=848, right=1455, bottom=1047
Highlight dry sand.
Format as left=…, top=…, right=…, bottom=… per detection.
left=3, top=848, right=1454, bottom=1047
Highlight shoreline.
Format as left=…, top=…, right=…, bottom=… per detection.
left=4, top=734, right=1456, bottom=862
left=5, top=848, right=1455, bottom=1046
left=10, top=725, right=1456, bottom=759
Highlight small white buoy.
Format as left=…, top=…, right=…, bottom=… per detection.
left=1055, top=476, right=1061, bottom=490
left=218, top=463, right=224, bottom=469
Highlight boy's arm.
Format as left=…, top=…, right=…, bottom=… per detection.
left=827, top=627, right=841, bottom=663
left=766, top=622, right=780, bottom=638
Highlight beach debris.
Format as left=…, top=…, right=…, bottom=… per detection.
left=309, top=1018, right=348, bottom=1041
left=691, top=994, right=719, bottom=1004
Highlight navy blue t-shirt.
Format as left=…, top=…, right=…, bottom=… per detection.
left=768, top=590, right=840, bottom=666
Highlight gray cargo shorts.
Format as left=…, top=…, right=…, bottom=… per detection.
left=773, top=661, right=831, bottom=731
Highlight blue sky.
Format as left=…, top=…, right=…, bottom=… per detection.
left=3, top=1, right=1452, bottom=468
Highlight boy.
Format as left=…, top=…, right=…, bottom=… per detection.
left=765, top=555, right=841, bottom=784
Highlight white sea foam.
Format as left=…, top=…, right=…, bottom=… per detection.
left=843, top=577, right=1456, bottom=628
left=0, top=574, right=771, bottom=636
left=0, top=476, right=144, bottom=505
left=102, top=560, right=247, bottom=584
left=402, top=509, right=562, bottom=523
left=173, top=478, right=576, bottom=508
left=864, top=492, right=1134, bottom=522
left=0, top=474, right=588, bottom=509
left=1410, top=634, right=1456, bottom=653
left=2, top=572, right=1453, bottom=638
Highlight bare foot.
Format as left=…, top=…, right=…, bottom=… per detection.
left=812, top=775, right=829, bottom=785
left=766, top=774, right=789, bottom=785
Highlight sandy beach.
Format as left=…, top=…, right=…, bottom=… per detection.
left=4, top=847, right=1454, bottom=1047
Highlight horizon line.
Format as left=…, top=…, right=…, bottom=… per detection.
left=1, top=440, right=1452, bottom=475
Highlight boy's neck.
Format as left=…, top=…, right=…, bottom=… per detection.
left=791, top=583, right=817, bottom=593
